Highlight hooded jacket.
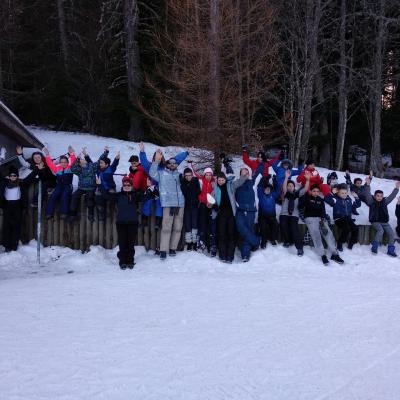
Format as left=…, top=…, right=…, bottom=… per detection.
left=45, top=153, right=77, bottom=186
left=324, top=194, right=361, bottom=220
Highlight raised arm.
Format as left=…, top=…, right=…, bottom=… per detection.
left=71, top=157, right=82, bottom=174
left=43, top=147, right=57, bottom=174
left=282, top=169, right=291, bottom=195
left=174, top=150, right=189, bottom=165
left=363, top=178, right=374, bottom=205
left=242, top=150, right=257, bottom=171
left=149, top=150, right=162, bottom=182
left=110, top=151, right=120, bottom=173
left=16, top=146, right=31, bottom=169
left=67, top=146, right=76, bottom=166
left=385, top=183, right=400, bottom=205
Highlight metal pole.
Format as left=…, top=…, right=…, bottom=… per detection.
left=37, top=180, right=42, bottom=265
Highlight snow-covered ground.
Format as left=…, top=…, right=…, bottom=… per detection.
left=1, top=128, right=400, bottom=399
left=1, top=241, right=400, bottom=400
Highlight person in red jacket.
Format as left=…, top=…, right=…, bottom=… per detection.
left=242, top=145, right=280, bottom=178
left=191, top=165, right=216, bottom=253
left=296, top=159, right=331, bottom=196
left=128, top=155, right=148, bottom=191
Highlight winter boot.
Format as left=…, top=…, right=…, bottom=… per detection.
left=160, top=251, right=167, bottom=260
left=387, top=245, right=397, bottom=257
left=321, top=255, right=329, bottom=265
left=192, top=242, right=197, bottom=251
left=331, top=254, right=344, bottom=265
left=120, top=264, right=127, bottom=270
left=337, top=242, right=343, bottom=252
left=348, top=242, right=354, bottom=250
left=260, top=241, right=267, bottom=249
left=127, top=263, right=135, bottom=269
left=283, top=242, right=290, bottom=248
left=210, top=246, right=217, bottom=257
left=186, top=243, right=193, bottom=251
left=169, top=249, right=177, bottom=257
left=197, top=240, right=206, bottom=251
left=271, top=240, right=277, bottom=246
left=371, top=241, right=379, bottom=254
left=297, top=249, right=304, bottom=257
left=352, top=210, right=359, bottom=216
left=155, top=248, right=160, bottom=256
left=242, top=257, right=249, bottom=263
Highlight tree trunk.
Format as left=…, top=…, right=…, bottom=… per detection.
left=123, top=0, right=143, bottom=141
left=57, top=0, right=69, bottom=70
left=335, top=0, right=348, bottom=170
left=314, top=64, right=330, bottom=167
left=208, top=0, right=221, bottom=144
left=370, top=0, right=386, bottom=177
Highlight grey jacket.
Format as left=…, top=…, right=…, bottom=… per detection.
left=149, top=162, right=185, bottom=208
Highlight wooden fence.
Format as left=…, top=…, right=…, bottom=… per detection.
left=0, top=184, right=387, bottom=252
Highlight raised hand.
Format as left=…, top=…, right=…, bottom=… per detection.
left=351, top=191, right=358, bottom=198
left=42, top=147, right=50, bottom=156
left=396, top=181, right=400, bottom=189
left=139, top=142, right=145, bottom=152
left=68, top=145, right=75, bottom=154
left=115, top=151, right=120, bottom=160
left=285, top=169, right=291, bottom=178
left=332, top=187, right=338, bottom=195
left=365, top=176, right=371, bottom=185
left=16, top=145, right=23, bottom=155
left=304, top=171, right=311, bottom=181
left=81, top=147, right=88, bottom=156
left=155, top=149, right=163, bottom=163
left=104, top=146, right=109, bottom=152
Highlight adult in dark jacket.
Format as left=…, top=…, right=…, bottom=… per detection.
left=280, top=170, right=303, bottom=256
left=364, top=178, right=400, bottom=256
left=95, top=147, right=120, bottom=221
left=213, top=172, right=237, bottom=263
left=0, top=166, right=35, bottom=251
left=70, top=148, right=106, bottom=222
left=233, top=163, right=264, bottom=262
left=180, top=168, right=201, bottom=250
left=299, top=172, right=343, bottom=265
left=324, top=184, right=361, bottom=251
left=99, top=175, right=154, bottom=269
left=16, top=145, right=56, bottom=207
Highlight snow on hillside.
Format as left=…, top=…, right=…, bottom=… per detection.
left=1, top=128, right=400, bottom=400
left=29, top=127, right=400, bottom=227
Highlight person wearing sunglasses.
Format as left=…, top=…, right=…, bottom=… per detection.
left=0, top=165, right=35, bottom=252
left=149, top=149, right=189, bottom=260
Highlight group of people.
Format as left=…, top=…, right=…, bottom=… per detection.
left=1, top=143, right=400, bottom=269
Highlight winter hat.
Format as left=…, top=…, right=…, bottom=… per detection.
left=204, top=167, right=213, bottom=175
left=122, top=176, right=133, bottom=185
left=8, top=165, right=19, bottom=177
left=129, top=155, right=139, bottom=163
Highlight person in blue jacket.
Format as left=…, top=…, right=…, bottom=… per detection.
left=271, top=156, right=303, bottom=192
left=95, top=147, right=120, bottom=221
left=324, top=184, right=361, bottom=251
left=257, top=182, right=280, bottom=248
left=232, top=163, right=264, bottom=262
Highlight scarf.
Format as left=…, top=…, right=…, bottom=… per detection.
left=285, top=191, right=296, bottom=215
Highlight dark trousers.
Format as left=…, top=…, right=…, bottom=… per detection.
left=70, top=189, right=95, bottom=217
left=280, top=215, right=303, bottom=250
left=198, top=203, right=217, bottom=251
left=184, top=205, right=199, bottom=243
left=2, top=201, right=22, bottom=251
left=236, top=210, right=259, bottom=259
left=217, top=208, right=236, bottom=261
left=259, top=214, right=279, bottom=244
left=116, top=222, right=138, bottom=266
left=335, top=217, right=358, bottom=245
left=46, top=184, right=72, bottom=217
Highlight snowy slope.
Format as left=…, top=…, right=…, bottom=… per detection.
left=1, top=128, right=400, bottom=400
left=29, top=127, right=400, bottom=227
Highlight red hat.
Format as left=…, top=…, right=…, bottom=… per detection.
left=122, top=176, right=133, bottom=185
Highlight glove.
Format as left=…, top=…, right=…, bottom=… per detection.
left=242, top=144, right=248, bottom=151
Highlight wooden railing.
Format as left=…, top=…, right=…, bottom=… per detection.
left=0, top=184, right=388, bottom=251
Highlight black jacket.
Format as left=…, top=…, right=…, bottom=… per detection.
left=299, top=193, right=327, bottom=218
left=0, top=171, right=36, bottom=209
left=180, top=176, right=201, bottom=208
left=31, top=164, right=57, bottom=188
left=365, top=186, right=398, bottom=223
left=103, top=188, right=154, bottom=224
